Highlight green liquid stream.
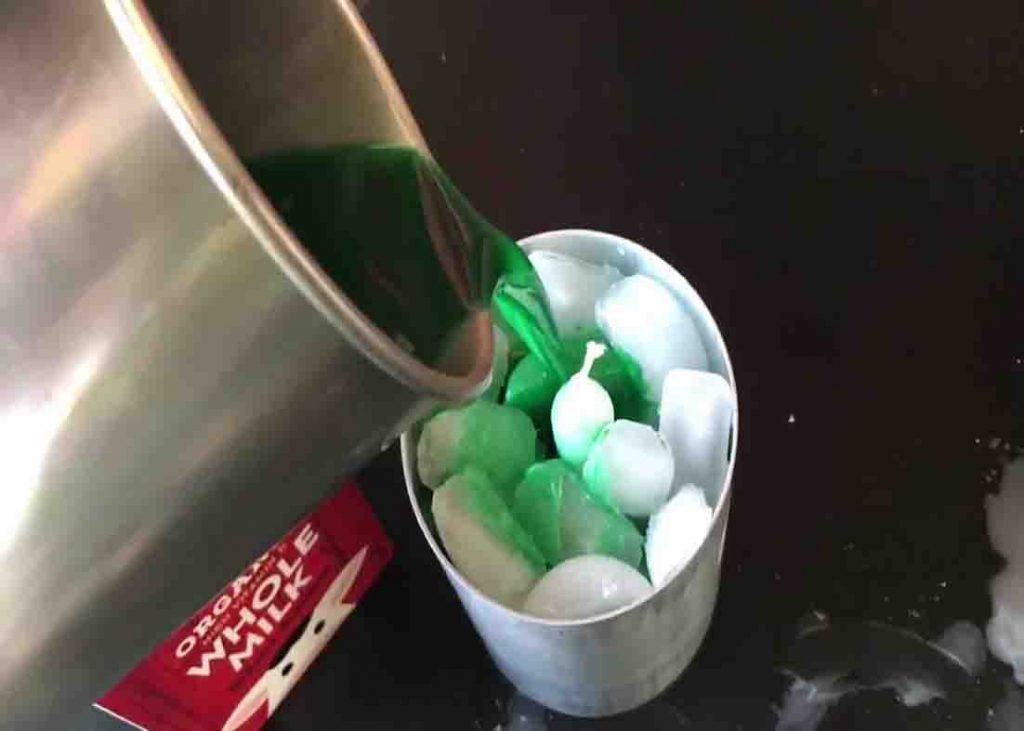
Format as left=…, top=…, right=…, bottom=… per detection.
left=246, top=144, right=570, bottom=384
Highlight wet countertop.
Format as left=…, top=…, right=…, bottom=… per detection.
left=87, top=1, right=1024, bottom=729
left=266, top=2, right=1024, bottom=728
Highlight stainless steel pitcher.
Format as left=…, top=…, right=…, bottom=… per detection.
left=0, top=1, right=490, bottom=727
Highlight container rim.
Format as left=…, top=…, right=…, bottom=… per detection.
left=402, top=228, right=739, bottom=628
left=104, top=0, right=493, bottom=402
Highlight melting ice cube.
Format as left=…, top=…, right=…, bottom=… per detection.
left=582, top=419, right=674, bottom=518
left=417, top=401, right=536, bottom=501
left=432, top=469, right=545, bottom=608
left=551, top=342, right=614, bottom=467
left=595, top=274, right=709, bottom=399
left=512, top=459, right=643, bottom=568
left=986, top=457, right=1024, bottom=684
left=521, top=554, right=652, bottom=620
left=529, top=250, right=622, bottom=336
left=658, top=368, right=735, bottom=501
left=933, top=621, right=987, bottom=677
left=646, top=484, right=713, bottom=587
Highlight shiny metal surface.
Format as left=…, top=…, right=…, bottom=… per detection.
left=402, top=230, right=738, bottom=717
left=0, top=1, right=489, bottom=728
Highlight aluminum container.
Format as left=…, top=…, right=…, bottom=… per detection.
left=0, top=1, right=488, bottom=727
left=401, top=229, right=738, bottom=717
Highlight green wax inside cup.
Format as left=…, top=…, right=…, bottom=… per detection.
left=512, top=460, right=569, bottom=564
left=512, top=459, right=644, bottom=569
left=246, top=144, right=568, bottom=385
left=416, top=401, right=537, bottom=501
left=493, top=270, right=571, bottom=384
left=559, top=475, right=644, bottom=569
left=424, top=153, right=571, bottom=384
left=450, top=466, right=544, bottom=569
left=431, top=469, right=545, bottom=607
left=505, top=334, right=652, bottom=425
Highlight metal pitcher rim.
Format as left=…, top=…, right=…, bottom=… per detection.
left=105, top=0, right=493, bottom=402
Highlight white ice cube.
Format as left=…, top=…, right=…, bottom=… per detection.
left=595, top=275, right=709, bottom=399
left=529, top=250, right=622, bottom=336
left=987, top=458, right=1024, bottom=562
left=986, top=458, right=1024, bottom=684
left=522, top=555, right=652, bottom=620
left=987, top=572, right=1024, bottom=684
left=582, top=420, right=674, bottom=518
left=658, top=369, right=735, bottom=502
left=645, top=484, right=713, bottom=587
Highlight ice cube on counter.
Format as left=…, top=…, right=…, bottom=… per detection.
left=529, top=250, right=622, bottom=336
left=512, top=460, right=643, bottom=568
left=986, top=457, right=1024, bottom=684
left=521, top=555, right=652, bottom=620
left=417, top=400, right=536, bottom=501
left=595, top=275, right=709, bottom=399
left=658, top=368, right=734, bottom=501
left=933, top=621, right=987, bottom=677
left=582, top=420, right=674, bottom=518
left=432, top=469, right=546, bottom=608
left=645, top=484, right=713, bottom=587
left=551, top=342, right=614, bottom=467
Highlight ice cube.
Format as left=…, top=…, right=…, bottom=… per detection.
left=559, top=469, right=643, bottom=568
left=511, top=461, right=565, bottom=565
left=658, top=368, right=734, bottom=501
left=933, top=621, right=986, bottom=676
left=987, top=458, right=1024, bottom=562
left=989, top=571, right=1024, bottom=686
left=432, top=469, right=546, bottom=608
left=645, top=484, right=713, bottom=587
left=595, top=275, right=709, bottom=399
left=417, top=401, right=536, bottom=501
left=521, top=555, right=652, bottom=620
left=582, top=420, right=674, bottom=518
left=512, top=459, right=643, bottom=568
left=551, top=342, right=614, bottom=467
left=986, top=458, right=1024, bottom=684
left=529, top=250, right=622, bottom=336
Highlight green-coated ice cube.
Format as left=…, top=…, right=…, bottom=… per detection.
left=432, top=468, right=546, bottom=607
left=511, top=459, right=643, bottom=569
left=510, top=461, right=565, bottom=563
left=504, top=334, right=652, bottom=425
left=417, top=400, right=537, bottom=500
left=582, top=420, right=674, bottom=518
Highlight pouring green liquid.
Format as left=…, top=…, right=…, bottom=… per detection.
left=246, top=145, right=570, bottom=384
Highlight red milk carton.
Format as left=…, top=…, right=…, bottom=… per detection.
left=96, top=481, right=392, bottom=730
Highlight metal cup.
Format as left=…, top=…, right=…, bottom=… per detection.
left=401, top=229, right=739, bottom=717
left=0, top=1, right=489, bottom=727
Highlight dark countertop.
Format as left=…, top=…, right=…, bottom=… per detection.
left=272, top=2, right=1023, bottom=728
left=85, top=2, right=1024, bottom=729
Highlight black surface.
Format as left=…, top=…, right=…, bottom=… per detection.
left=84, top=2, right=1024, bottom=728
left=268, top=2, right=1024, bottom=727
